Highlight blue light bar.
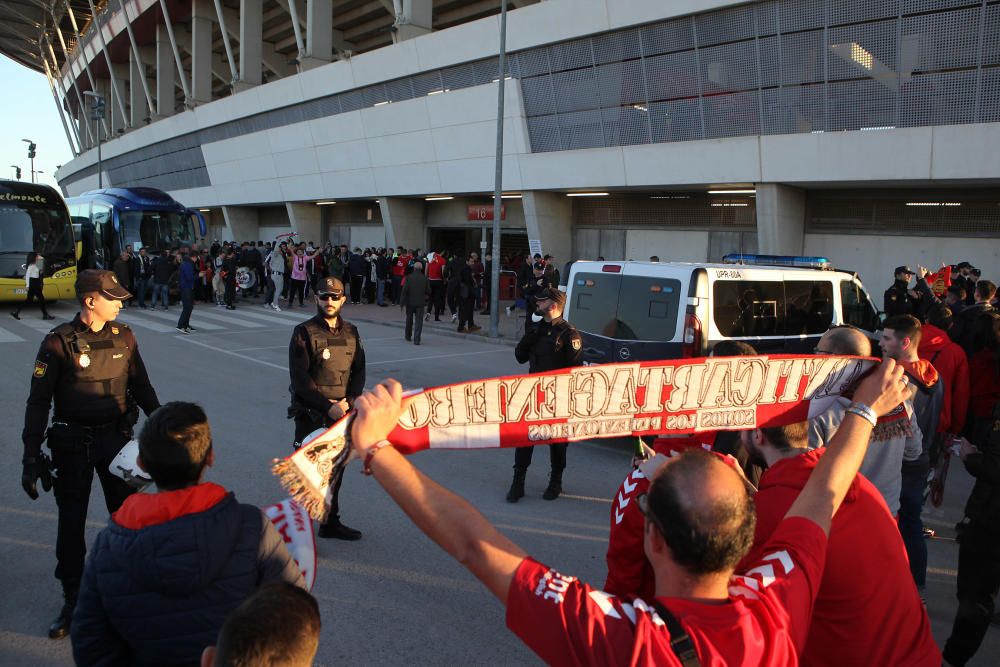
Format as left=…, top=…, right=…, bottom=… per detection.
left=722, top=254, right=832, bottom=269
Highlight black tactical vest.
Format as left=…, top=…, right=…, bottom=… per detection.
left=303, top=319, right=357, bottom=401
left=52, top=322, right=131, bottom=408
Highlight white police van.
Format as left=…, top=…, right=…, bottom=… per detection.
left=563, top=255, right=881, bottom=364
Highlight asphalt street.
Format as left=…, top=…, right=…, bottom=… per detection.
left=0, top=295, right=996, bottom=666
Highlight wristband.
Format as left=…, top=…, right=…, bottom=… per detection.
left=846, top=401, right=877, bottom=427
left=362, top=440, right=393, bottom=476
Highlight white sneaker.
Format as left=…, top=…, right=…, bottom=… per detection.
left=424, top=312, right=430, bottom=321
left=271, top=303, right=281, bottom=312
left=451, top=313, right=458, bottom=323
left=505, top=306, right=512, bottom=316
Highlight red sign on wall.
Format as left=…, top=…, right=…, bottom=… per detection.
left=467, top=204, right=506, bottom=221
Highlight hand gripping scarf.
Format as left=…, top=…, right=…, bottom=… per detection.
left=273, top=354, right=879, bottom=520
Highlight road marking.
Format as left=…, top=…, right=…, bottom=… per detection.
left=368, top=348, right=510, bottom=366
left=184, top=337, right=287, bottom=371
left=216, top=306, right=306, bottom=326
left=493, top=522, right=607, bottom=543
left=180, top=308, right=265, bottom=328
left=115, top=314, right=182, bottom=333
left=0, top=325, right=28, bottom=342
left=133, top=308, right=224, bottom=330
left=9, top=318, right=56, bottom=334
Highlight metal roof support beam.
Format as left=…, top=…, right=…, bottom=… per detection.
left=157, top=0, right=193, bottom=106
left=86, top=0, right=129, bottom=129
left=63, top=0, right=110, bottom=136
left=191, top=0, right=214, bottom=103
left=212, top=0, right=240, bottom=86
left=155, top=22, right=176, bottom=116
left=130, top=47, right=151, bottom=126
left=238, top=0, right=263, bottom=88
left=121, top=0, right=156, bottom=115
left=393, top=0, right=432, bottom=42
left=220, top=6, right=294, bottom=78
left=274, top=0, right=305, bottom=60
left=108, top=62, right=129, bottom=133
left=44, top=34, right=91, bottom=148
left=42, top=54, right=81, bottom=156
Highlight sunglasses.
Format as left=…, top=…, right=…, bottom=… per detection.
left=317, top=293, right=344, bottom=301
left=636, top=493, right=665, bottom=536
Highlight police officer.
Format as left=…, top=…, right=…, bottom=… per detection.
left=20, top=269, right=161, bottom=639
left=288, top=276, right=365, bottom=540
left=506, top=287, right=583, bottom=502
left=884, top=265, right=921, bottom=318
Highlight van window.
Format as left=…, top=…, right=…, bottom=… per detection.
left=841, top=280, right=880, bottom=331
left=713, top=280, right=833, bottom=337
left=570, top=273, right=680, bottom=341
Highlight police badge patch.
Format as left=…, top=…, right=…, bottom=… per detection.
left=571, top=338, right=582, bottom=351
left=79, top=353, right=91, bottom=368
left=322, top=348, right=331, bottom=360
left=33, top=360, right=47, bottom=378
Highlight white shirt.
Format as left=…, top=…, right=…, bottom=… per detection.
left=24, top=262, right=40, bottom=286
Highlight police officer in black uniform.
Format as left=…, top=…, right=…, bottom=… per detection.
left=20, top=269, right=161, bottom=639
left=884, top=265, right=921, bottom=318
left=289, top=276, right=366, bottom=540
left=506, top=287, right=584, bottom=502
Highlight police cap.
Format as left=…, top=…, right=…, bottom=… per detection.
left=894, top=265, right=915, bottom=276
left=317, top=276, right=346, bottom=298
left=533, top=261, right=546, bottom=271
left=76, top=269, right=132, bottom=300
left=536, top=287, right=566, bottom=309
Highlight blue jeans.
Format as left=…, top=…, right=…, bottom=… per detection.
left=899, top=457, right=930, bottom=589
left=177, top=288, right=194, bottom=329
left=376, top=278, right=385, bottom=305
left=134, top=277, right=149, bottom=306
left=151, top=283, right=169, bottom=308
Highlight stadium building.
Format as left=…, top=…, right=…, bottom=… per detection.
left=4, top=0, right=1000, bottom=286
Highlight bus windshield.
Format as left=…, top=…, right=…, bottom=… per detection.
left=120, top=210, right=197, bottom=252
left=0, top=196, right=75, bottom=279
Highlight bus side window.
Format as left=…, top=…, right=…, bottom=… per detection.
left=91, top=204, right=112, bottom=268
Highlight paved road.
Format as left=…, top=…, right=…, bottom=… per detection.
left=0, top=296, right=996, bottom=665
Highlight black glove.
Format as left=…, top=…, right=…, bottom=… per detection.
left=21, top=454, right=53, bottom=500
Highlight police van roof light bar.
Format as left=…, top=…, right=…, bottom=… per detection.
left=723, top=254, right=832, bottom=270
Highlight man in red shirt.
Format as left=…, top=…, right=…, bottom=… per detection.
left=390, top=247, right=410, bottom=306
left=426, top=250, right=447, bottom=321
left=738, top=422, right=940, bottom=666
left=346, top=361, right=912, bottom=666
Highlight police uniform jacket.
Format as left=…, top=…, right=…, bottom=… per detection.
left=884, top=279, right=919, bottom=317
left=289, top=315, right=366, bottom=415
left=22, top=315, right=160, bottom=458
left=515, top=316, right=584, bottom=373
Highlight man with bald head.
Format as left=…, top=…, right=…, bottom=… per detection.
left=400, top=261, right=429, bottom=345
left=345, top=361, right=911, bottom=664
left=809, top=325, right=922, bottom=515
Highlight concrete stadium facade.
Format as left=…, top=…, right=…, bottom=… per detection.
left=10, top=0, right=1000, bottom=290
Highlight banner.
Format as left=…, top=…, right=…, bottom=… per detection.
left=925, top=265, right=952, bottom=297
left=273, top=354, right=877, bottom=519
left=263, top=499, right=317, bottom=591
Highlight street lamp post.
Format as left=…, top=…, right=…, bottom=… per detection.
left=489, top=1, right=509, bottom=339
left=82, top=91, right=106, bottom=188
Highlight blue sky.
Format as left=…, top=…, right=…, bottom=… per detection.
left=1, top=56, right=75, bottom=190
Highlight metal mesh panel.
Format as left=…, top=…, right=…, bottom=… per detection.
left=780, top=31, right=825, bottom=85
left=520, top=76, right=557, bottom=115
left=441, top=62, right=479, bottom=90
left=558, top=109, right=606, bottom=150
left=551, top=68, right=601, bottom=113
left=699, top=41, right=759, bottom=95
left=695, top=6, right=755, bottom=47
left=548, top=38, right=594, bottom=72
left=902, top=8, right=981, bottom=72
left=592, top=28, right=642, bottom=64
left=385, top=77, right=415, bottom=103
left=411, top=71, right=445, bottom=96
left=602, top=107, right=650, bottom=146
left=980, top=4, right=1000, bottom=66
left=902, top=0, right=980, bottom=13
left=338, top=89, right=366, bottom=112
left=596, top=61, right=647, bottom=107
left=703, top=91, right=760, bottom=138
left=755, top=2, right=780, bottom=37
left=829, top=0, right=900, bottom=26
left=980, top=67, right=1000, bottom=123
left=513, top=48, right=551, bottom=77
left=473, top=57, right=504, bottom=84
left=361, top=84, right=389, bottom=107
left=900, top=70, right=977, bottom=126
left=826, top=78, right=895, bottom=131
left=526, top=115, right=561, bottom=152
left=645, top=51, right=700, bottom=101
left=574, top=194, right=756, bottom=229
left=827, top=20, right=898, bottom=81
left=807, top=190, right=1000, bottom=236
left=778, top=0, right=827, bottom=32
left=649, top=98, right=703, bottom=142
left=761, top=84, right=826, bottom=134
left=758, top=36, right=782, bottom=88
left=640, top=18, right=695, bottom=57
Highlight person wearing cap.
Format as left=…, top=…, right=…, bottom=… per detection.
left=884, top=266, right=921, bottom=318
left=19, top=269, right=161, bottom=640
left=522, top=261, right=550, bottom=334
left=507, top=287, right=583, bottom=502
left=287, top=276, right=366, bottom=540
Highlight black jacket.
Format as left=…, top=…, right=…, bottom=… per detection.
left=952, top=302, right=996, bottom=357
left=71, top=486, right=303, bottom=667
left=883, top=279, right=919, bottom=317
left=963, top=400, right=1000, bottom=537
left=515, top=317, right=584, bottom=373
left=152, top=255, right=174, bottom=284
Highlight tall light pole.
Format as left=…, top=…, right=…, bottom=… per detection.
left=82, top=91, right=106, bottom=188
left=22, top=139, right=37, bottom=183
left=489, top=1, right=509, bottom=339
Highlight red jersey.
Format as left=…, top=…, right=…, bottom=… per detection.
left=427, top=255, right=445, bottom=281
left=392, top=255, right=411, bottom=278
left=738, top=448, right=940, bottom=667
left=510, top=517, right=827, bottom=666
left=918, top=323, right=969, bottom=433
left=605, top=434, right=714, bottom=600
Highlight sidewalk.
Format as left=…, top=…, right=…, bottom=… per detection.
left=296, top=296, right=525, bottom=345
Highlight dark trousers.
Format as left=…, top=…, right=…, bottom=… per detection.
left=177, top=287, right=194, bottom=329
left=255, top=265, right=266, bottom=295
left=899, top=458, right=930, bottom=588
left=48, top=425, right=133, bottom=582
left=514, top=443, right=567, bottom=474
left=446, top=282, right=459, bottom=315
left=279, top=273, right=289, bottom=299
left=458, top=296, right=475, bottom=330
left=264, top=276, right=276, bottom=305
left=391, top=276, right=402, bottom=304
left=294, top=415, right=346, bottom=526
left=13, top=277, right=49, bottom=317
left=290, top=279, right=306, bottom=306
left=405, top=306, right=425, bottom=343
left=943, top=528, right=1000, bottom=666
left=429, top=280, right=444, bottom=318
left=134, top=277, right=149, bottom=307
left=350, top=275, right=364, bottom=304
left=224, top=277, right=236, bottom=307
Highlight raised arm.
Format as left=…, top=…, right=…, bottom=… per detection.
left=785, top=359, right=911, bottom=535
left=351, top=381, right=528, bottom=604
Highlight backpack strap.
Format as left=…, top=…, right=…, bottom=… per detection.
left=650, top=599, right=701, bottom=667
